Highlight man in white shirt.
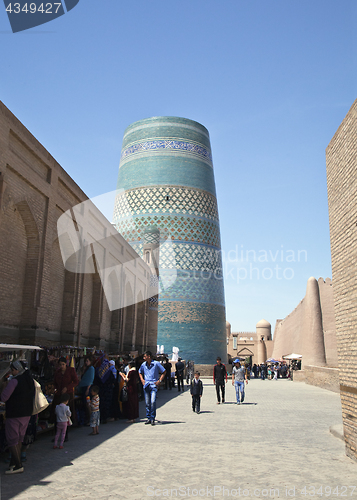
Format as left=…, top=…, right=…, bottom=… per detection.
left=232, top=360, right=248, bottom=405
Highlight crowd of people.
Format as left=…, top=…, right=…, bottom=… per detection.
left=248, top=362, right=298, bottom=380
left=0, top=350, right=197, bottom=474
left=0, top=353, right=147, bottom=474
left=0, top=351, right=297, bottom=475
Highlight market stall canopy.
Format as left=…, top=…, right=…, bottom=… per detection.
left=0, top=343, right=43, bottom=351
left=282, top=353, right=302, bottom=360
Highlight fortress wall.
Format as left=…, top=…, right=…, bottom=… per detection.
left=326, top=99, right=357, bottom=462
left=318, top=277, right=338, bottom=367
left=304, top=365, right=340, bottom=393
left=0, top=101, right=156, bottom=353
left=272, top=277, right=336, bottom=369
left=271, top=298, right=304, bottom=359
left=265, top=340, right=274, bottom=359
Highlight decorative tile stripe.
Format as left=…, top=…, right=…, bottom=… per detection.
left=157, top=309, right=227, bottom=364
left=123, top=121, right=210, bottom=141
left=143, top=228, right=160, bottom=245
left=159, top=270, right=225, bottom=306
left=114, top=186, right=219, bottom=221
left=160, top=243, right=223, bottom=273
left=125, top=241, right=222, bottom=273
left=158, top=301, right=225, bottom=325
left=114, top=214, right=221, bottom=248
left=149, top=296, right=158, bottom=306
left=120, top=140, right=212, bottom=166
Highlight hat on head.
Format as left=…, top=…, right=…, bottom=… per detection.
left=109, top=360, right=115, bottom=366
left=10, top=360, right=23, bottom=371
left=233, top=358, right=240, bottom=364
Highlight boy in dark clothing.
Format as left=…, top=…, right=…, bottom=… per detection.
left=190, top=372, right=203, bottom=413
left=213, top=357, right=227, bottom=404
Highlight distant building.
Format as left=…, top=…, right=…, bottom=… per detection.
left=227, top=319, right=273, bottom=365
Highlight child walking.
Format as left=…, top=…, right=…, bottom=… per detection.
left=54, top=394, right=71, bottom=449
left=190, top=371, right=203, bottom=414
left=89, top=385, right=100, bottom=435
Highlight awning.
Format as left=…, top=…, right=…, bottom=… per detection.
left=0, top=343, right=43, bottom=352
left=282, top=353, right=302, bottom=360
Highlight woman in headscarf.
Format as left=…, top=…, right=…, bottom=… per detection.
left=122, top=360, right=139, bottom=423
left=77, top=356, right=95, bottom=425
left=1, top=360, right=35, bottom=474
left=50, top=357, right=78, bottom=438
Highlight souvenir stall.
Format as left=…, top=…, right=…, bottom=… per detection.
left=0, top=343, right=130, bottom=460
left=282, top=353, right=302, bottom=380
left=31, top=345, right=102, bottom=428
left=31, top=346, right=127, bottom=427
left=0, top=344, right=100, bottom=438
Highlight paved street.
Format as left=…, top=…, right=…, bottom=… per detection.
left=1, top=379, right=356, bottom=500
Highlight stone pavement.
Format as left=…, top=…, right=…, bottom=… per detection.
left=1, top=379, right=357, bottom=500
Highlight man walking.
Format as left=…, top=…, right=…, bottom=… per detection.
left=213, top=357, right=227, bottom=404
left=164, top=358, right=172, bottom=390
left=186, top=360, right=194, bottom=385
left=232, top=360, right=248, bottom=404
left=138, top=351, right=166, bottom=425
left=260, top=363, right=266, bottom=380
left=175, top=357, right=185, bottom=392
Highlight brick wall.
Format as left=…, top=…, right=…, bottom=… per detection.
left=304, top=365, right=339, bottom=393
left=272, top=277, right=336, bottom=368
left=0, top=101, right=157, bottom=354
left=326, top=99, right=357, bottom=462
left=318, top=277, right=338, bottom=367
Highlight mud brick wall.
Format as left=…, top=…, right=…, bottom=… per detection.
left=0, top=101, right=156, bottom=354
left=326, top=99, right=357, bottom=462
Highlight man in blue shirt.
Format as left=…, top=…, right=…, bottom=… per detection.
left=138, top=351, right=166, bottom=425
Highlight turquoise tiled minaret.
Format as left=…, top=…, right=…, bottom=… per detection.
left=113, top=117, right=226, bottom=363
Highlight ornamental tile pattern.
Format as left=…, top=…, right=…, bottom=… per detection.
left=128, top=242, right=222, bottom=273
left=159, top=270, right=224, bottom=305
left=159, top=301, right=225, bottom=325
left=120, top=139, right=213, bottom=167
left=114, top=186, right=219, bottom=221
left=143, top=228, right=160, bottom=245
left=114, top=214, right=220, bottom=248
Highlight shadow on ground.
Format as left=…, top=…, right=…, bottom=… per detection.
left=0, top=386, right=182, bottom=499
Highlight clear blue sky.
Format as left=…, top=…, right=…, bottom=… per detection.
left=1, top=1, right=356, bottom=333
